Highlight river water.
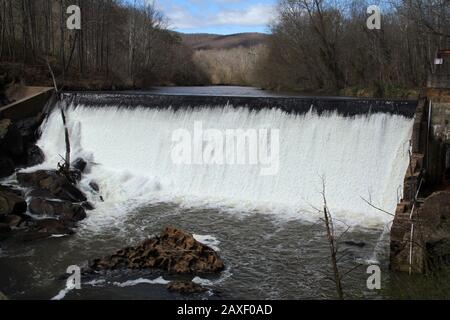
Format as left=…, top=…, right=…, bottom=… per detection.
left=0, top=86, right=448, bottom=300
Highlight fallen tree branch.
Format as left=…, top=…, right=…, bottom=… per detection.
left=46, top=58, right=71, bottom=177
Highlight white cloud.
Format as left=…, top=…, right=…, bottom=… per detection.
left=215, top=4, right=276, bottom=27
left=162, top=2, right=276, bottom=30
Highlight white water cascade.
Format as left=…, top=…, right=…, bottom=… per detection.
left=33, top=103, right=413, bottom=229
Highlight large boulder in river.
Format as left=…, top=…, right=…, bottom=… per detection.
left=0, top=186, right=27, bottom=216
left=72, top=158, right=87, bottom=173
left=29, top=198, right=86, bottom=222
left=17, top=170, right=86, bottom=203
left=89, top=227, right=224, bottom=274
left=21, top=219, right=74, bottom=242
left=25, top=144, right=45, bottom=167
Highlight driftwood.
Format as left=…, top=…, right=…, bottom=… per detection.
left=46, top=58, right=71, bottom=177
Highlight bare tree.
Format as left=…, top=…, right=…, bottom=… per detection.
left=1, top=0, right=208, bottom=89
left=257, top=0, right=449, bottom=96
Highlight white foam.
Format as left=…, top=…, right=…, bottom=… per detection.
left=113, top=276, right=169, bottom=287
left=192, top=267, right=233, bottom=286
left=193, top=234, right=221, bottom=251
left=35, top=104, right=413, bottom=229
left=51, top=288, right=71, bottom=300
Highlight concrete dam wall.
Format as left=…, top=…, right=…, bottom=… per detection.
left=31, top=92, right=416, bottom=231
left=61, top=92, right=417, bottom=118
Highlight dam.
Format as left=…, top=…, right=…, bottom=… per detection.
left=38, top=92, right=416, bottom=227
left=1, top=87, right=447, bottom=299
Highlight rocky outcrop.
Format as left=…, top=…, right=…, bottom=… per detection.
left=17, top=170, right=86, bottom=203
left=25, top=144, right=45, bottom=167
left=0, top=186, right=27, bottom=216
left=167, top=281, right=207, bottom=294
left=72, top=158, right=87, bottom=173
left=0, top=115, right=45, bottom=178
left=0, top=159, right=91, bottom=242
left=89, top=181, right=100, bottom=192
left=392, top=191, right=450, bottom=273
left=29, top=198, right=86, bottom=222
left=417, top=192, right=450, bottom=270
left=21, top=219, right=74, bottom=242
left=89, top=227, right=224, bottom=274
left=0, top=186, right=26, bottom=239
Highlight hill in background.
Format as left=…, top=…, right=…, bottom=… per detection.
left=180, top=32, right=268, bottom=50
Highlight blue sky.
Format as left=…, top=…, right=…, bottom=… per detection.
left=154, top=0, right=277, bottom=34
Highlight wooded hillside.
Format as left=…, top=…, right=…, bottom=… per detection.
left=0, top=0, right=208, bottom=89
left=256, top=0, right=450, bottom=97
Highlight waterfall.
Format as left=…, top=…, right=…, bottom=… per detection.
left=34, top=102, right=413, bottom=229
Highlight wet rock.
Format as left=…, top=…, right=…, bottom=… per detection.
left=89, top=227, right=224, bottom=274
left=81, top=201, right=95, bottom=211
left=0, top=186, right=27, bottom=216
left=27, top=188, right=55, bottom=199
left=89, top=181, right=100, bottom=192
left=29, top=198, right=86, bottom=222
left=0, top=156, right=15, bottom=178
left=3, top=214, right=22, bottom=228
left=344, top=241, right=366, bottom=248
left=21, top=219, right=74, bottom=242
left=417, top=192, right=450, bottom=270
left=0, top=115, right=45, bottom=168
left=17, top=170, right=51, bottom=187
left=72, top=158, right=87, bottom=173
left=17, top=170, right=86, bottom=202
left=69, top=169, right=82, bottom=183
left=167, top=281, right=207, bottom=294
left=15, top=115, right=44, bottom=142
left=393, top=191, right=450, bottom=272
left=25, top=144, right=45, bottom=167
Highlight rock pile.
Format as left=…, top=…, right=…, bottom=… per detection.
left=1, top=160, right=93, bottom=242
left=89, top=227, right=224, bottom=274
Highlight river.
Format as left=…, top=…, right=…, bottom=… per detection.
left=0, top=86, right=448, bottom=299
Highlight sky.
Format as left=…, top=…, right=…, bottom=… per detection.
left=155, top=0, right=277, bottom=35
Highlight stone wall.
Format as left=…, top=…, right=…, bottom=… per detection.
left=0, top=88, right=56, bottom=179
left=0, top=87, right=53, bottom=121
left=391, top=89, right=450, bottom=273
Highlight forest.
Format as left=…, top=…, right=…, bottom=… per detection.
left=255, top=0, right=450, bottom=97
left=0, top=0, right=449, bottom=97
left=0, top=0, right=208, bottom=91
